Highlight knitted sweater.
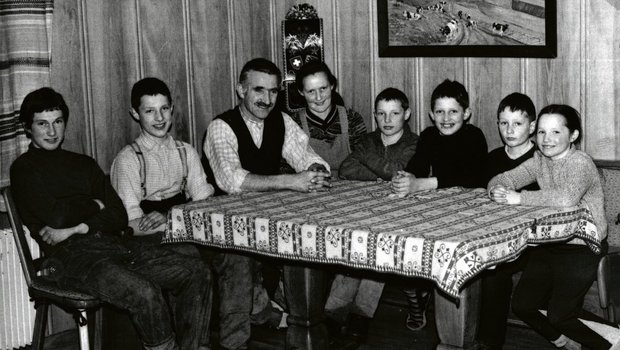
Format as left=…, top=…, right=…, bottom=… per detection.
left=488, top=147, right=607, bottom=241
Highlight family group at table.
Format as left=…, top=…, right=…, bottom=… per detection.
left=8, top=55, right=620, bottom=350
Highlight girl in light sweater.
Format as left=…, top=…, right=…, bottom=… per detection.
left=488, top=104, right=619, bottom=350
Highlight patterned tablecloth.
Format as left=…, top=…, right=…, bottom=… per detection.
left=163, top=180, right=602, bottom=297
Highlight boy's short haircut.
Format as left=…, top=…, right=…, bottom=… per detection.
left=131, top=77, right=172, bottom=111
left=430, top=79, right=469, bottom=111
left=496, top=92, right=536, bottom=122
left=239, top=58, right=282, bottom=85
left=19, top=87, right=69, bottom=131
left=375, top=87, right=409, bottom=111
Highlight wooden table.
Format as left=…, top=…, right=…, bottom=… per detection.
left=163, top=180, right=602, bottom=349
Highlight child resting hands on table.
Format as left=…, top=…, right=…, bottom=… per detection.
left=488, top=104, right=620, bottom=350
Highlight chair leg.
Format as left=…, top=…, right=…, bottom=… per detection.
left=93, top=308, right=102, bottom=350
left=76, top=309, right=90, bottom=350
left=32, top=301, right=49, bottom=350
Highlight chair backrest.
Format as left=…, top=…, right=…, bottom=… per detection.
left=2, top=187, right=36, bottom=287
left=597, top=251, right=620, bottom=323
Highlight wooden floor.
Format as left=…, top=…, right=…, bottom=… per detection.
left=39, top=284, right=558, bottom=350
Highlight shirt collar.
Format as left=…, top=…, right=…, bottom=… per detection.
left=239, top=106, right=265, bottom=126
left=137, top=131, right=175, bottom=150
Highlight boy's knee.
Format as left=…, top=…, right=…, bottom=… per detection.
left=129, top=280, right=166, bottom=308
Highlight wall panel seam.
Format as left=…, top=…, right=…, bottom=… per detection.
left=182, top=0, right=196, bottom=146
left=416, top=58, right=423, bottom=134
left=369, top=0, right=376, bottom=130
left=331, top=0, right=339, bottom=79
left=580, top=0, right=587, bottom=151
left=269, top=0, right=277, bottom=64
left=227, top=0, right=237, bottom=108
left=78, top=0, right=95, bottom=158
left=135, top=0, right=144, bottom=79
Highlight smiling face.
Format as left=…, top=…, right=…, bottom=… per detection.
left=375, top=99, right=410, bottom=138
left=498, top=107, right=535, bottom=148
left=430, top=97, right=470, bottom=136
left=131, top=94, right=173, bottom=139
left=536, top=113, right=579, bottom=160
left=299, top=72, right=334, bottom=118
left=237, top=70, right=279, bottom=122
left=30, top=110, right=66, bottom=150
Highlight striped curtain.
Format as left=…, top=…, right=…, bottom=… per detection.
left=0, top=0, right=54, bottom=189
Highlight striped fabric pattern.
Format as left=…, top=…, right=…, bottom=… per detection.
left=0, top=0, right=54, bottom=188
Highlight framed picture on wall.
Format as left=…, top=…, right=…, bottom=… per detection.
left=377, top=0, right=556, bottom=57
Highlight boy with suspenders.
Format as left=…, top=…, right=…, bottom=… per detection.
left=112, top=78, right=252, bottom=350
left=111, top=77, right=213, bottom=236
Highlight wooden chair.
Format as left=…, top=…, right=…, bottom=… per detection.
left=597, top=251, right=620, bottom=323
left=2, top=187, right=102, bottom=350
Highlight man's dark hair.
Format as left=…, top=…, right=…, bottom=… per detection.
left=239, top=58, right=282, bottom=85
left=430, top=79, right=469, bottom=111
left=375, top=87, right=409, bottom=111
left=497, top=92, right=536, bottom=122
left=131, top=77, right=172, bottom=111
left=19, top=87, right=69, bottom=131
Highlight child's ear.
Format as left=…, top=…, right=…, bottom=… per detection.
left=463, top=108, right=472, bottom=121
left=528, top=120, right=536, bottom=135
left=428, top=111, right=435, bottom=123
left=404, top=108, right=411, bottom=121
left=570, top=129, right=580, bottom=143
left=129, top=108, right=140, bottom=122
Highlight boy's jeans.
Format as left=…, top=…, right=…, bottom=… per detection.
left=61, top=237, right=212, bottom=350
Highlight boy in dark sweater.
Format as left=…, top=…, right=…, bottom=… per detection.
left=10, top=88, right=212, bottom=350
left=391, top=79, right=487, bottom=331
left=477, top=92, right=538, bottom=350
left=391, top=79, right=487, bottom=194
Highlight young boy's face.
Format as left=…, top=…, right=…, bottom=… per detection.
left=498, top=107, right=535, bottom=148
left=375, top=99, right=410, bottom=138
left=430, top=97, right=470, bottom=136
left=131, top=94, right=173, bottom=139
left=30, top=110, right=66, bottom=151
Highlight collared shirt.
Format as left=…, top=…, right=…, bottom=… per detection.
left=111, top=132, right=214, bottom=221
left=204, top=108, right=329, bottom=194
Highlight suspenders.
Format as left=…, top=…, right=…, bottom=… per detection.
left=129, top=140, right=188, bottom=198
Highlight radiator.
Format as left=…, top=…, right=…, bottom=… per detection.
left=0, top=228, right=39, bottom=350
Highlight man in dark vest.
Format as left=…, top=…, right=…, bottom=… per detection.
left=203, top=57, right=330, bottom=195
left=202, top=58, right=331, bottom=349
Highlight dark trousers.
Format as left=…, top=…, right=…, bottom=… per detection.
left=477, top=249, right=531, bottom=348
left=62, top=238, right=212, bottom=350
left=511, top=243, right=612, bottom=350
left=200, top=248, right=254, bottom=350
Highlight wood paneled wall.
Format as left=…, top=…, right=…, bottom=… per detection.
left=50, top=0, right=620, bottom=172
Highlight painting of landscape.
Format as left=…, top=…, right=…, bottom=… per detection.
left=377, top=0, right=556, bottom=57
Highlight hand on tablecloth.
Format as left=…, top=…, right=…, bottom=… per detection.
left=489, top=185, right=521, bottom=205
left=290, top=170, right=332, bottom=193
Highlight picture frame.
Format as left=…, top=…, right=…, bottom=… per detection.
left=377, top=0, right=557, bottom=58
